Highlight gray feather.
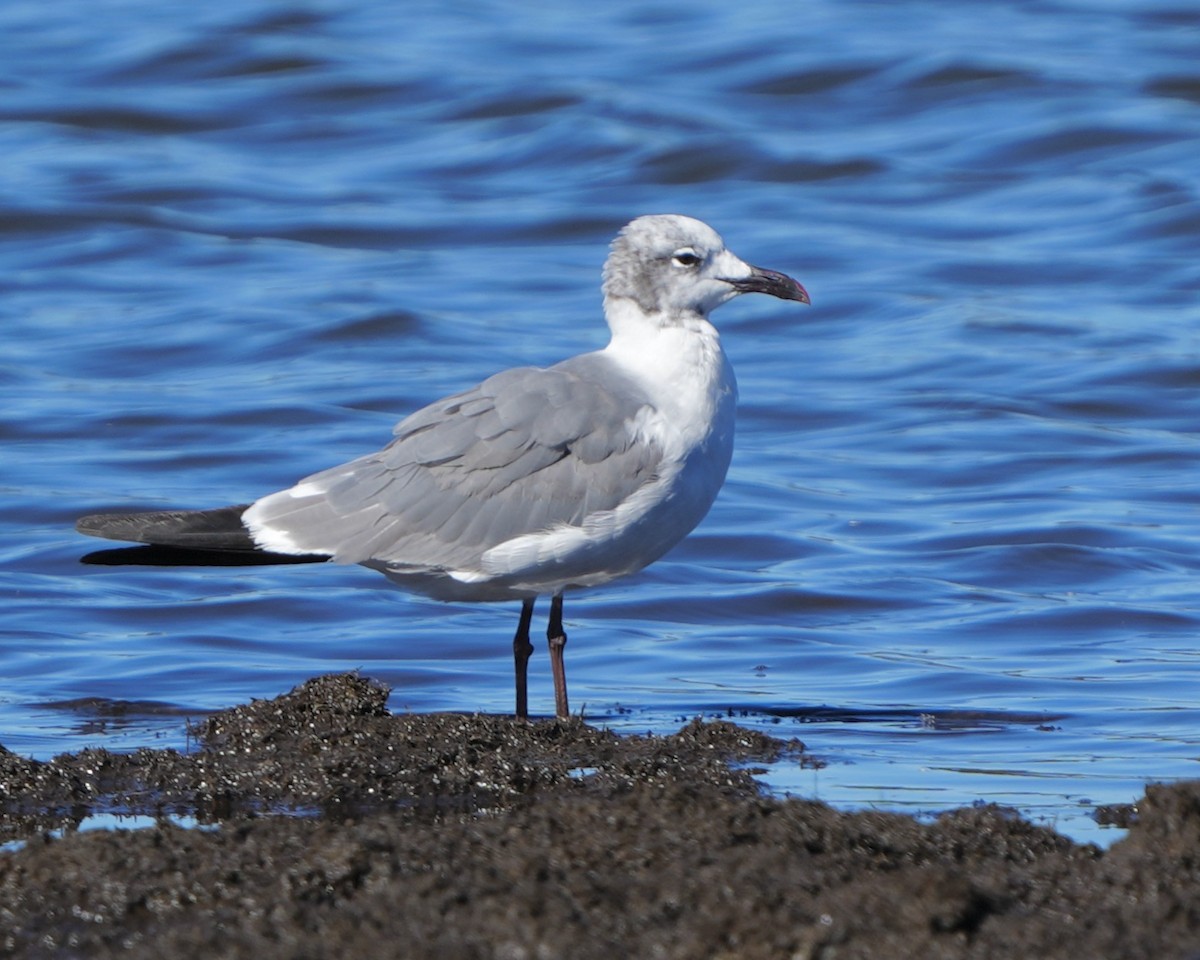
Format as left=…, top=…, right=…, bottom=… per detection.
left=248, top=352, right=665, bottom=570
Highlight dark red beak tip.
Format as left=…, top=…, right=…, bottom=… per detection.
left=730, top=266, right=811, bottom=305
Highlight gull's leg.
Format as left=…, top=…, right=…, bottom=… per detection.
left=513, top=598, right=535, bottom=720
left=547, top=593, right=569, bottom=719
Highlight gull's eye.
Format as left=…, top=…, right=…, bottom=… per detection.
left=672, top=249, right=702, bottom=267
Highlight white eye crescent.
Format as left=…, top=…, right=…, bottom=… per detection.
left=672, top=248, right=702, bottom=267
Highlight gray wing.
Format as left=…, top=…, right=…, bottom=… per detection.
left=243, top=353, right=664, bottom=572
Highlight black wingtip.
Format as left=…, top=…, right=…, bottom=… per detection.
left=74, top=504, right=259, bottom=550
left=76, top=514, right=114, bottom=536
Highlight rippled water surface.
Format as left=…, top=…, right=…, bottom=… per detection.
left=3, top=0, right=1200, bottom=845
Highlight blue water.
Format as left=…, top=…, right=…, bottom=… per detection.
left=3, top=0, right=1200, bottom=846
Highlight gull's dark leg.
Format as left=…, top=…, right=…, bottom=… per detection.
left=513, top=598, right=535, bottom=720
left=547, top=592, right=569, bottom=719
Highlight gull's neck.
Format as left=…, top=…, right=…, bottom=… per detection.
left=602, top=295, right=717, bottom=341
left=600, top=296, right=733, bottom=425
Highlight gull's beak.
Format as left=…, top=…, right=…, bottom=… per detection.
left=726, top=265, right=811, bottom=305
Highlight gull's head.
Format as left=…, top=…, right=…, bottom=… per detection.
left=602, top=214, right=809, bottom=324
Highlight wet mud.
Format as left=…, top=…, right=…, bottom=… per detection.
left=1, top=674, right=1197, bottom=958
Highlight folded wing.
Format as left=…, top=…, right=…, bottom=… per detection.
left=243, top=354, right=664, bottom=578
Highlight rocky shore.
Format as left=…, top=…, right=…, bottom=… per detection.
left=0, top=674, right=1195, bottom=958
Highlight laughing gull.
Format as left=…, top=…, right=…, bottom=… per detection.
left=76, top=215, right=809, bottom=719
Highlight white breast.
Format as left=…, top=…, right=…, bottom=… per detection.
left=468, top=315, right=738, bottom=595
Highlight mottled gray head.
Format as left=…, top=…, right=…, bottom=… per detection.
left=602, top=214, right=809, bottom=320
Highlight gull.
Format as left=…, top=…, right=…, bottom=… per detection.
left=76, top=215, right=809, bottom=719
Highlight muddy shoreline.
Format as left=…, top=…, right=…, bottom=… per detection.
left=1, top=674, right=1195, bottom=958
